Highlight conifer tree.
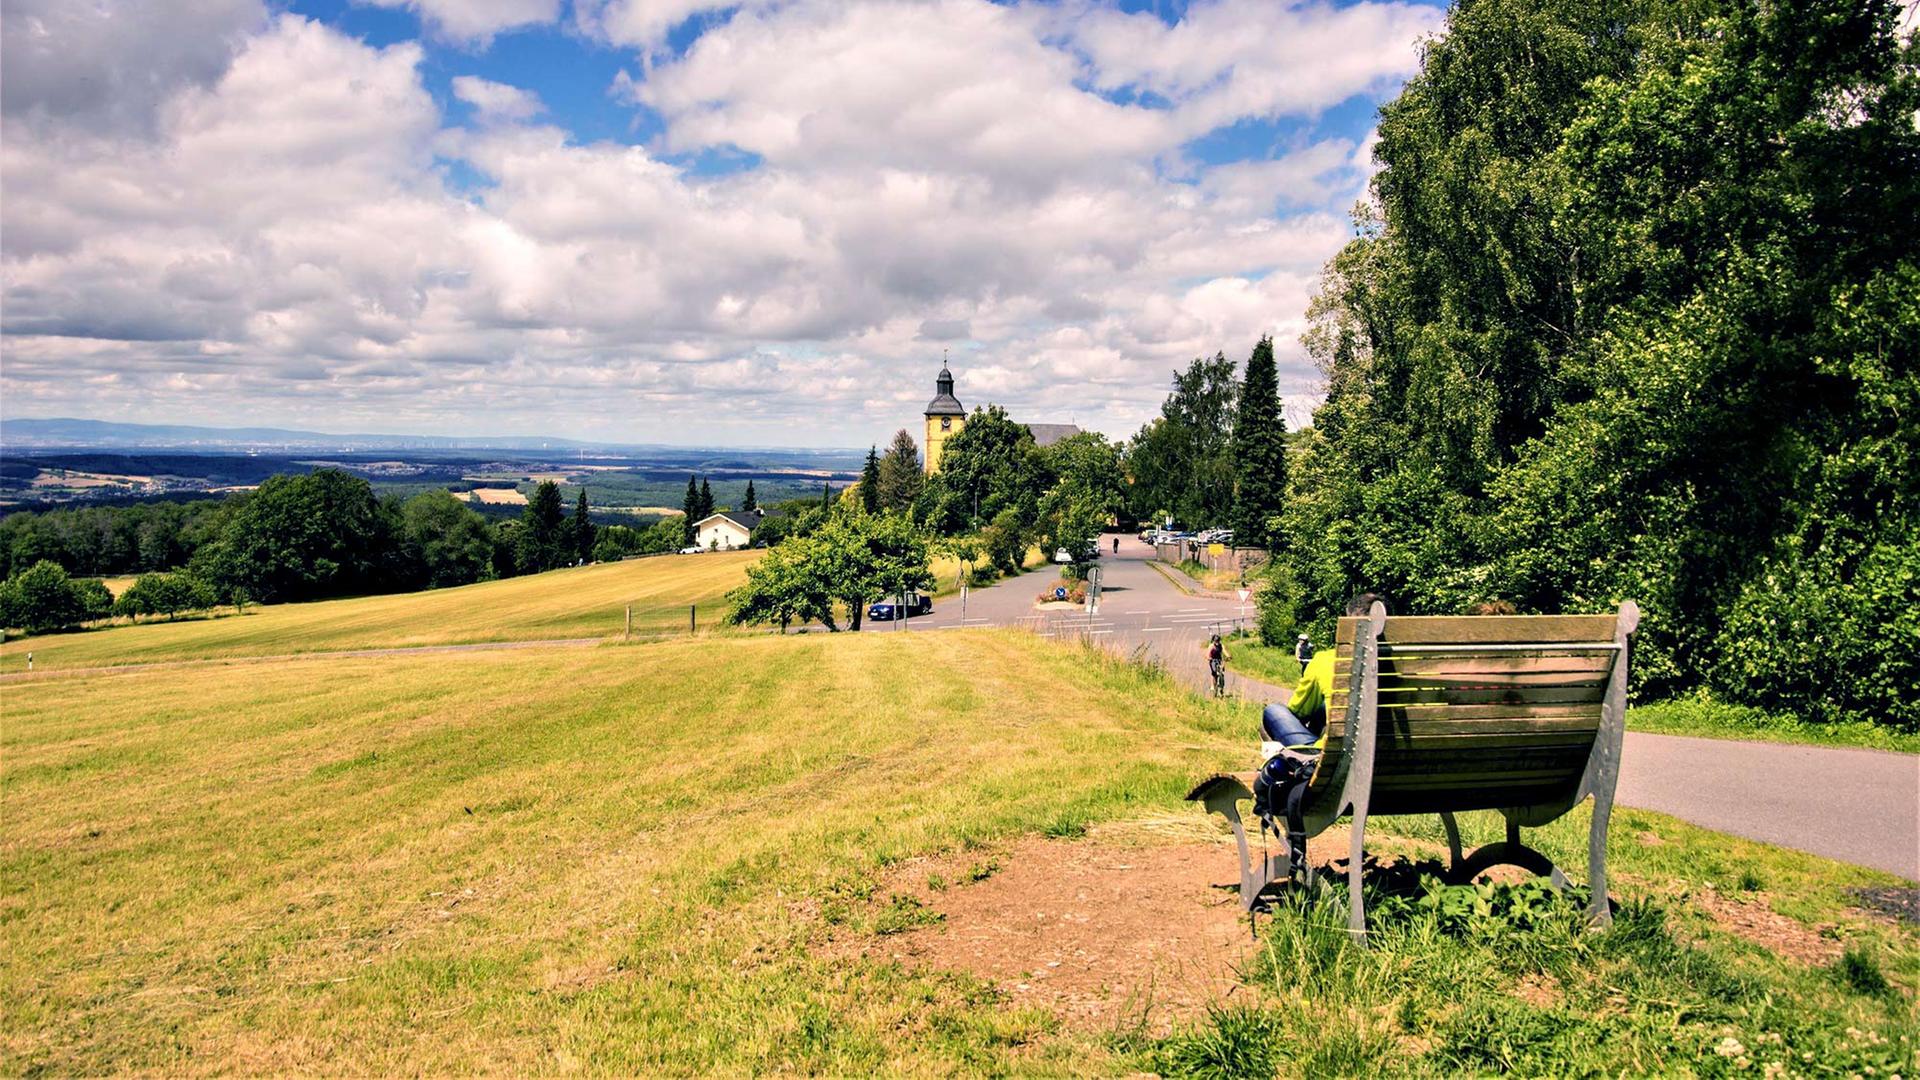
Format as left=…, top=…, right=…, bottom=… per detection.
left=742, top=480, right=757, bottom=512
left=698, top=478, right=715, bottom=521
left=860, top=446, right=882, bottom=513
left=877, top=428, right=924, bottom=513
left=821, top=482, right=833, bottom=510
left=681, top=475, right=699, bottom=546
left=572, top=489, right=594, bottom=562
left=1231, top=335, right=1287, bottom=549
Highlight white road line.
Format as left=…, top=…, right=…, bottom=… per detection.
left=1141, top=627, right=1170, bottom=633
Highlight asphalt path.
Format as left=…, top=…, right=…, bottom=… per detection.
left=907, top=540, right=1920, bottom=880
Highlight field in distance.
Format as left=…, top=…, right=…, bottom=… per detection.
left=0, top=551, right=757, bottom=673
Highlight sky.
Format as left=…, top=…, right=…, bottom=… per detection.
left=0, top=0, right=1448, bottom=447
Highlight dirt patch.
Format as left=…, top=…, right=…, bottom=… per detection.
left=464, top=487, right=527, bottom=505
left=1850, top=886, right=1920, bottom=926
left=845, top=822, right=1358, bottom=1034
left=1514, top=972, right=1563, bottom=1008
left=1692, top=887, right=1843, bottom=965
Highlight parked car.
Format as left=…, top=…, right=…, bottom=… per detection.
left=868, top=593, right=934, bottom=621
left=678, top=545, right=703, bottom=555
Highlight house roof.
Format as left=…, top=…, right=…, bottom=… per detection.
left=694, top=508, right=765, bottom=531
left=1024, top=423, right=1082, bottom=447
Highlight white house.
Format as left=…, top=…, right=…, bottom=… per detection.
left=692, top=508, right=765, bottom=550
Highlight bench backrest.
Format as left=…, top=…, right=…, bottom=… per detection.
left=1309, top=609, right=1633, bottom=817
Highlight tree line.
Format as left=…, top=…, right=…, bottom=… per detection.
left=1255, top=0, right=1918, bottom=731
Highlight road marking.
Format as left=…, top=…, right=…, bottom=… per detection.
left=1141, top=627, right=1170, bottom=633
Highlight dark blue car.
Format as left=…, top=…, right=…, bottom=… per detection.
left=868, top=593, right=933, bottom=621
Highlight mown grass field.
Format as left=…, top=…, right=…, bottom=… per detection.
left=0, top=552, right=757, bottom=673
left=3, top=631, right=1913, bottom=1075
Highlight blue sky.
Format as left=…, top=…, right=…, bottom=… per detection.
left=1, top=0, right=1448, bottom=446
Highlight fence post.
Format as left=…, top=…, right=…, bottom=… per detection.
left=626, top=605, right=632, bottom=640
left=689, top=604, right=696, bottom=635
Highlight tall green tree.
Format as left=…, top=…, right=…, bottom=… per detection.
left=1283, top=0, right=1920, bottom=729
left=877, top=429, right=924, bottom=513
left=191, top=470, right=403, bottom=603
left=400, top=490, right=494, bottom=588
left=859, top=446, right=882, bottom=513
left=924, top=406, right=1051, bottom=534
left=571, top=489, right=595, bottom=563
left=681, top=475, right=700, bottom=546
left=1231, top=336, right=1288, bottom=549
left=697, top=478, right=715, bottom=522
left=1123, top=353, right=1238, bottom=528
left=514, top=480, right=569, bottom=574
left=742, top=480, right=758, bottom=512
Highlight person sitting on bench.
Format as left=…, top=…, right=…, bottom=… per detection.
left=1262, top=592, right=1388, bottom=749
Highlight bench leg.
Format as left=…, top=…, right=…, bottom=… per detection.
left=1588, top=782, right=1615, bottom=927
left=1440, top=811, right=1464, bottom=874
left=1347, top=800, right=1369, bottom=945
left=1200, top=788, right=1284, bottom=912
left=1449, top=813, right=1570, bottom=889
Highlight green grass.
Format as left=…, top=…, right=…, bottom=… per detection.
left=4, top=632, right=1914, bottom=1074
left=1223, top=635, right=1304, bottom=689
left=1628, top=692, right=1920, bottom=754
left=1, top=631, right=1248, bottom=1074
left=0, top=552, right=758, bottom=673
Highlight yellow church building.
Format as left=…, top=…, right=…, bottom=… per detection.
left=922, top=363, right=1081, bottom=474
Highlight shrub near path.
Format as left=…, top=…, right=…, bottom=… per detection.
left=0, top=551, right=757, bottom=673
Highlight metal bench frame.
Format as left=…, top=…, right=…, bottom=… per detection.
left=1190, top=600, right=1639, bottom=942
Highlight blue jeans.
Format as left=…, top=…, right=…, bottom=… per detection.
left=1262, top=703, right=1318, bottom=748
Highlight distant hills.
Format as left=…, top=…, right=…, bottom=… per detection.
left=0, top=417, right=851, bottom=459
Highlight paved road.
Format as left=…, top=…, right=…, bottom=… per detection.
left=1619, top=733, right=1918, bottom=880
left=911, top=540, right=1920, bottom=881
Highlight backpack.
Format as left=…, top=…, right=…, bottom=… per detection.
left=1253, top=748, right=1319, bottom=884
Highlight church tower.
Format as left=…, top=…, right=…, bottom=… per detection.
left=923, top=362, right=965, bottom=474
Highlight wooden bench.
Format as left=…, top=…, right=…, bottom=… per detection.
left=1188, top=600, right=1639, bottom=941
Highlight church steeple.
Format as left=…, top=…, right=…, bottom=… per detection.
left=924, top=354, right=963, bottom=417
left=923, top=352, right=965, bottom=474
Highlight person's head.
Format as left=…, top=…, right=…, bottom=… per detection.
left=1469, top=599, right=1517, bottom=616
left=1345, top=591, right=1389, bottom=617
left=1210, top=633, right=1221, bottom=644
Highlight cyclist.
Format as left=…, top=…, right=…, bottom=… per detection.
left=1206, top=633, right=1228, bottom=696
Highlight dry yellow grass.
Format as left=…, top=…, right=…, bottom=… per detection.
left=0, top=551, right=758, bottom=673
left=0, top=632, right=1248, bottom=1074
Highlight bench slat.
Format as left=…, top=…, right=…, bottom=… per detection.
left=1333, top=703, right=1603, bottom=726
left=1353, top=654, right=1616, bottom=676
left=1336, top=614, right=1618, bottom=647
left=1330, top=685, right=1606, bottom=711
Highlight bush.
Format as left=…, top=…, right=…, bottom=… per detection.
left=115, top=571, right=219, bottom=620
left=1253, top=560, right=1302, bottom=647
left=0, top=560, right=111, bottom=633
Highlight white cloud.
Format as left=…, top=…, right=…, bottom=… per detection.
left=1067, top=0, right=1443, bottom=134
left=0, top=0, right=265, bottom=134
left=636, top=0, right=1174, bottom=185
left=0, top=0, right=1421, bottom=443
left=363, top=0, right=561, bottom=43
left=574, top=0, right=746, bottom=51
left=452, top=76, right=545, bottom=123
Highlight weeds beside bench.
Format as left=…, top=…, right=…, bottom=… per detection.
left=1189, top=601, right=1640, bottom=941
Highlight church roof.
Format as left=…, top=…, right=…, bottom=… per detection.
left=1024, top=423, right=1082, bottom=447
left=925, top=364, right=965, bottom=416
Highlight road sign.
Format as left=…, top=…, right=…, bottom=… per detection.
left=1208, top=543, right=1224, bottom=556
left=1237, top=589, right=1250, bottom=601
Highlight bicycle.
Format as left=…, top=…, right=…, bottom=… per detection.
left=1209, top=657, right=1226, bottom=697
